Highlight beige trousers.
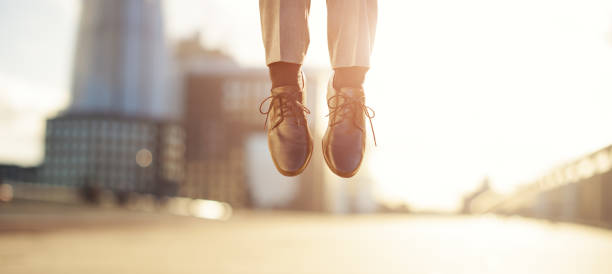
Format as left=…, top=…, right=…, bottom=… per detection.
left=259, top=0, right=377, bottom=68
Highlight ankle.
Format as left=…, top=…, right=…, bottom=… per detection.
left=269, top=62, right=302, bottom=89
left=333, top=66, right=368, bottom=90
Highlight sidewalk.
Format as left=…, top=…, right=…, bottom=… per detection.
left=2, top=200, right=612, bottom=274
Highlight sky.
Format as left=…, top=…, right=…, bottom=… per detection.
left=1, top=0, right=612, bottom=210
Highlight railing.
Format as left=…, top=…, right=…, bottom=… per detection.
left=474, top=144, right=612, bottom=215
left=535, top=145, right=612, bottom=191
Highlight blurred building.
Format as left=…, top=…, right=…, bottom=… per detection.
left=460, top=177, right=502, bottom=214
left=41, top=114, right=184, bottom=194
left=70, top=0, right=178, bottom=119
left=175, top=35, right=330, bottom=210
left=0, top=165, right=38, bottom=183
left=174, top=34, right=378, bottom=212
left=39, top=0, right=184, bottom=195
left=180, top=69, right=258, bottom=208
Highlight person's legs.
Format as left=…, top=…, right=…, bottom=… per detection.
left=260, top=0, right=311, bottom=88
left=327, top=0, right=377, bottom=89
left=259, top=0, right=313, bottom=176
left=323, top=0, right=377, bottom=178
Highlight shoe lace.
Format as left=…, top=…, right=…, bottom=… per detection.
left=326, top=94, right=377, bottom=146
left=259, top=91, right=311, bottom=130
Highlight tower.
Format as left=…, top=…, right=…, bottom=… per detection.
left=70, top=0, right=178, bottom=119
left=40, top=0, right=185, bottom=195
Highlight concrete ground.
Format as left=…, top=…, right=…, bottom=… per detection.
left=1, top=200, right=612, bottom=274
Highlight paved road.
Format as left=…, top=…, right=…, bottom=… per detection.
left=1, top=201, right=612, bottom=274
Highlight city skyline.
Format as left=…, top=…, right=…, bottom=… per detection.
left=1, top=0, right=612, bottom=210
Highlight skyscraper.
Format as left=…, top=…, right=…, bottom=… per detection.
left=40, top=0, right=185, bottom=195
left=70, top=0, right=178, bottom=119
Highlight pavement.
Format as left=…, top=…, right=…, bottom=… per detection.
left=1, top=200, right=612, bottom=274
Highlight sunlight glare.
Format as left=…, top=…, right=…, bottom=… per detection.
left=189, top=199, right=233, bottom=220
left=363, top=0, right=612, bottom=211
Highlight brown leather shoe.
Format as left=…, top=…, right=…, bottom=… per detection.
left=322, top=76, right=376, bottom=178
left=259, top=81, right=313, bottom=177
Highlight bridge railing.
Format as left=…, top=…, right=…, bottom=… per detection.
left=472, top=145, right=612, bottom=218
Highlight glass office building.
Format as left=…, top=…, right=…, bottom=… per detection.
left=41, top=114, right=185, bottom=194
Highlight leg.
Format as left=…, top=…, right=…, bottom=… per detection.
left=327, top=0, right=377, bottom=89
left=323, top=0, right=378, bottom=178
left=259, top=0, right=313, bottom=176
left=260, top=0, right=311, bottom=88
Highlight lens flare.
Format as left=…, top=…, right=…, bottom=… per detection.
left=189, top=199, right=232, bottom=220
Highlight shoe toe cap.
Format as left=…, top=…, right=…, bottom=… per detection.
left=271, top=144, right=311, bottom=175
left=328, top=144, right=363, bottom=177
left=324, top=129, right=365, bottom=178
left=268, top=128, right=312, bottom=176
